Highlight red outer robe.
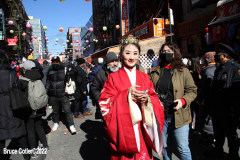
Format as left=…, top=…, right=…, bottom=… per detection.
left=99, top=68, right=165, bottom=160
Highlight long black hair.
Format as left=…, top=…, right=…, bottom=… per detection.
left=158, top=43, right=186, bottom=70
left=0, top=51, right=11, bottom=70
left=189, top=55, right=201, bottom=73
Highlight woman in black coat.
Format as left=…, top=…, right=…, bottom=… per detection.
left=17, top=60, right=48, bottom=158
left=0, top=52, right=30, bottom=160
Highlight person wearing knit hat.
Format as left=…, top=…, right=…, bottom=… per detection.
left=74, top=58, right=92, bottom=118
left=76, top=58, right=86, bottom=66
left=207, top=43, right=240, bottom=159
left=106, top=51, right=118, bottom=64
left=20, top=60, right=36, bottom=71
left=27, top=55, right=43, bottom=76
left=91, top=51, right=120, bottom=119
left=27, top=55, right=34, bottom=60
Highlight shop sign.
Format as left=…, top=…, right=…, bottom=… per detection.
left=121, top=0, right=129, bottom=36
left=119, top=18, right=171, bottom=42
left=7, top=37, right=18, bottom=46
left=217, top=0, right=240, bottom=19
left=154, top=18, right=170, bottom=37
left=135, top=26, right=149, bottom=38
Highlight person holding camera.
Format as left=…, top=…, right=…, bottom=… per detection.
left=149, top=43, right=197, bottom=160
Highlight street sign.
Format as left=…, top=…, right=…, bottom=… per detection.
left=7, top=37, right=18, bottom=46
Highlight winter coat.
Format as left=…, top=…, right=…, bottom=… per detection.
left=91, top=64, right=111, bottom=102
left=149, top=65, right=197, bottom=128
left=0, top=67, right=26, bottom=141
left=29, top=59, right=44, bottom=78
left=95, top=63, right=104, bottom=74
left=46, top=65, right=66, bottom=97
left=212, top=59, right=240, bottom=111
left=17, top=68, right=46, bottom=119
left=74, top=65, right=88, bottom=100
left=89, top=65, right=97, bottom=82
left=198, top=64, right=216, bottom=105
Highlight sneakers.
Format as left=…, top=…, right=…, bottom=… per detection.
left=70, top=125, right=76, bottom=134
left=52, top=123, right=59, bottom=131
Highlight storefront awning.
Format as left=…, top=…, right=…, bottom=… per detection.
left=208, top=13, right=240, bottom=26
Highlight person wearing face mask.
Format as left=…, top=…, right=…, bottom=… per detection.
left=149, top=43, right=197, bottom=160
left=98, top=35, right=165, bottom=159
left=91, top=52, right=121, bottom=119
left=45, top=56, right=76, bottom=134
left=204, top=43, right=240, bottom=160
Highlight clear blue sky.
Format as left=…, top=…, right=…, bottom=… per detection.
left=23, top=0, right=93, bottom=55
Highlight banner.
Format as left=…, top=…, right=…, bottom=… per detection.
left=121, top=0, right=129, bottom=36
left=7, top=37, right=18, bottom=46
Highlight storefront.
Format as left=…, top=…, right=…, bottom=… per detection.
left=89, top=18, right=172, bottom=69
left=176, top=11, right=216, bottom=56
left=207, top=0, right=240, bottom=57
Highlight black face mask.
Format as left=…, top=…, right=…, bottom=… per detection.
left=214, top=54, right=221, bottom=63
left=52, top=64, right=60, bottom=70
left=161, top=52, right=174, bottom=63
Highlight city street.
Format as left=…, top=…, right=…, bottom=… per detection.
left=5, top=99, right=240, bottom=160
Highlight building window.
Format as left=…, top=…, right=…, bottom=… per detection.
left=74, top=36, right=78, bottom=40
left=74, top=43, right=79, bottom=46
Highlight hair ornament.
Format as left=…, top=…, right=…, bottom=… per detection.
left=120, top=35, right=139, bottom=47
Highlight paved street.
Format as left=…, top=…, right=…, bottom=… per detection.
left=5, top=100, right=240, bottom=160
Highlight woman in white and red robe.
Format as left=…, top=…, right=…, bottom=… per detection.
left=99, top=35, right=165, bottom=160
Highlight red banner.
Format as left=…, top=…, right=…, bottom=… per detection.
left=7, top=36, right=18, bottom=46
left=121, top=0, right=129, bottom=36
left=217, top=0, right=240, bottom=19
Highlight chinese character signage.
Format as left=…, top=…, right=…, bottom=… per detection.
left=217, top=0, right=240, bottom=19
left=7, top=37, right=18, bottom=46
left=121, top=0, right=129, bottom=36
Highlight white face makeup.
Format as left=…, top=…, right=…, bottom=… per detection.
left=121, top=44, right=139, bottom=68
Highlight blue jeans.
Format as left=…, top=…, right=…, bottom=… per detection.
left=86, top=83, right=90, bottom=109
left=163, top=118, right=192, bottom=160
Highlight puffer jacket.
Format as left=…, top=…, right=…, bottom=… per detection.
left=46, top=65, right=66, bottom=97
left=149, top=65, right=197, bottom=128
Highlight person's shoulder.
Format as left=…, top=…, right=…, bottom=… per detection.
left=230, top=61, right=240, bottom=70
left=95, top=68, right=105, bottom=76
left=149, top=65, right=160, bottom=74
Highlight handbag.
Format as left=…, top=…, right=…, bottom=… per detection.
left=65, top=78, right=76, bottom=95
left=9, top=72, right=30, bottom=111
left=65, top=67, right=76, bottom=95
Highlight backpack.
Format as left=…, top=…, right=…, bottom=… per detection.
left=19, top=77, right=48, bottom=110
left=65, top=67, right=76, bottom=95
left=9, top=71, right=31, bottom=112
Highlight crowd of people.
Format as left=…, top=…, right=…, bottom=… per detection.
left=0, top=34, right=239, bottom=160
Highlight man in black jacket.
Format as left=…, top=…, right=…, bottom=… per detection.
left=91, top=52, right=120, bottom=119
left=205, top=43, right=240, bottom=159
left=73, top=58, right=92, bottom=118
left=46, top=56, right=76, bottom=133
